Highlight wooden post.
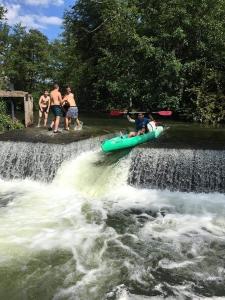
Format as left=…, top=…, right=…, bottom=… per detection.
left=24, top=94, right=33, bottom=127
left=24, top=96, right=27, bottom=127
left=29, top=95, right=34, bottom=125
left=10, top=98, right=15, bottom=121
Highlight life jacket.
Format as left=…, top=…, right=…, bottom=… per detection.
left=135, top=117, right=149, bottom=131
left=147, top=121, right=156, bottom=132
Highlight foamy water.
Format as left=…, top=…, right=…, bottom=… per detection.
left=0, top=150, right=225, bottom=299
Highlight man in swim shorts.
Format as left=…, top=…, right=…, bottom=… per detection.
left=49, top=84, right=63, bottom=133
left=62, top=86, right=82, bottom=130
left=38, top=90, right=50, bottom=127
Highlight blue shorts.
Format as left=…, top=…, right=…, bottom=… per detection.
left=66, top=106, right=78, bottom=119
left=51, top=105, right=62, bottom=117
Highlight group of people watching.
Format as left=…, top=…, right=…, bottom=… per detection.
left=38, top=85, right=158, bottom=136
left=38, top=84, right=82, bottom=133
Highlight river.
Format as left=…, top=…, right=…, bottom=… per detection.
left=0, top=118, right=225, bottom=299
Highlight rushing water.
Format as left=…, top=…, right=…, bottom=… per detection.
left=0, top=139, right=225, bottom=300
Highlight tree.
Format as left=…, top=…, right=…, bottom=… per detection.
left=0, top=5, right=10, bottom=89
left=1, top=1, right=225, bottom=123
left=60, top=0, right=225, bottom=122
left=3, top=25, right=51, bottom=92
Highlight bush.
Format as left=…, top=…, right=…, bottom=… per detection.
left=0, top=100, right=23, bottom=131
left=193, top=91, right=225, bottom=124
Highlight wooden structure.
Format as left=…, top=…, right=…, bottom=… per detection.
left=0, top=90, right=33, bottom=127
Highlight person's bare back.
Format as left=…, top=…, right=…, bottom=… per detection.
left=63, top=92, right=76, bottom=106
left=63, top=86, right=82, bottom=130
left=50, top=85, right=62, bottom=106
left=49, top=84, right=63, bottom=133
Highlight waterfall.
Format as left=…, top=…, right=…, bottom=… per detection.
left=0, top=138, right=224, bottom=193
left=128, top=148, right=225, bottom=193
left=0, top=137, right=102, bottom=182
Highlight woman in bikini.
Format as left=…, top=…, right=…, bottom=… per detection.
left=38, top=90, right=50, bottom=127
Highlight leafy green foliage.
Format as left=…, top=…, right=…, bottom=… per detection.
left=0, top=5, right=10, bottom=89
left=3, top=25, right=51, bottom=92
left=0, top=101, right=23, bottom=131
left=1, top=1, right=225, bottom=123
left=1, top=23, right=54, bottom=110
left=61, top=0, right=225, bottom=123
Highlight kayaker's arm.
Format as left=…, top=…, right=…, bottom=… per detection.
left=126, top=114, right=135, bottom=123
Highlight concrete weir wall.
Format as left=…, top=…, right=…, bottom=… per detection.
left=128, top=148, right=225, bottom=193
left=0, top=136, right=224, bottom=194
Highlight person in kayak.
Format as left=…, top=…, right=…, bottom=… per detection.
left=147, top=113, right=158, bottom=132
left=126, top=112, right=150, bottom=137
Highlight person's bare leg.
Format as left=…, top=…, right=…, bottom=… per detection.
left=75, top=118, right=80, bottom=127
left=54, top=116, right=60, bottom=132
left=54, top=116, right=60, bottom=131
left=74, top=118, right=83, bottom=130
left=44, top=112, right=48, bottom=127
left=137, top=129, right=146, bottom=136
left=68, top=118, right=72, bottom=128
left=64, top=117, right=69, bottom=130
left=50, top=119, right=54, bottom=129
left=128, top=132, right=137, bottom=138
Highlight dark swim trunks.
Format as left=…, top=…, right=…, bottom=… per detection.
left=39, top=106, right=48, bottom=113
left=51, top=105, right=62, bottom=117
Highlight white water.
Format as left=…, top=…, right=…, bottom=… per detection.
left=0, top=149, right=225, bottom=299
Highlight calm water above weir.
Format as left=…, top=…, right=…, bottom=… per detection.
left=0, top=116, right=225, bottom=299
left=0, top=113, right=224, bottom=149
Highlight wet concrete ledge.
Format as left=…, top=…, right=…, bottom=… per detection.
left=0, top=127, right=109, bottom=145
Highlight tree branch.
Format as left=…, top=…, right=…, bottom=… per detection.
left=81, top=18, right=109, bottom=34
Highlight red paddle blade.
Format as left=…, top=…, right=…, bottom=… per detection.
left=110, top=110, right=124, bottom=117
left=153, top=111, right=173, bottom=116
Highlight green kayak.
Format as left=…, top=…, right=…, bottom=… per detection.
left=101, top=126, right=164, bottom=153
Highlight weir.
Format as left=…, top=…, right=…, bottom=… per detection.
left=128, top=148, right=225, bottom=193
left=0, top=137, right=101, bottom=181
left=0, top=138, right=224, bottom=193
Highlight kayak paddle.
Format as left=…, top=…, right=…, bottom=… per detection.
left=110, top=110, right=125, bottom=117
left=152, top=111, right=173, bottom=116
left=110, top=110, right=173, bottom=117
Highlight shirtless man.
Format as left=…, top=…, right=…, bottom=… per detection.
left=49, top=84, right=63, bottom=133
left=62, top=86, right=82, bottom=130
left=38, top=91, right=50, bottom=127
